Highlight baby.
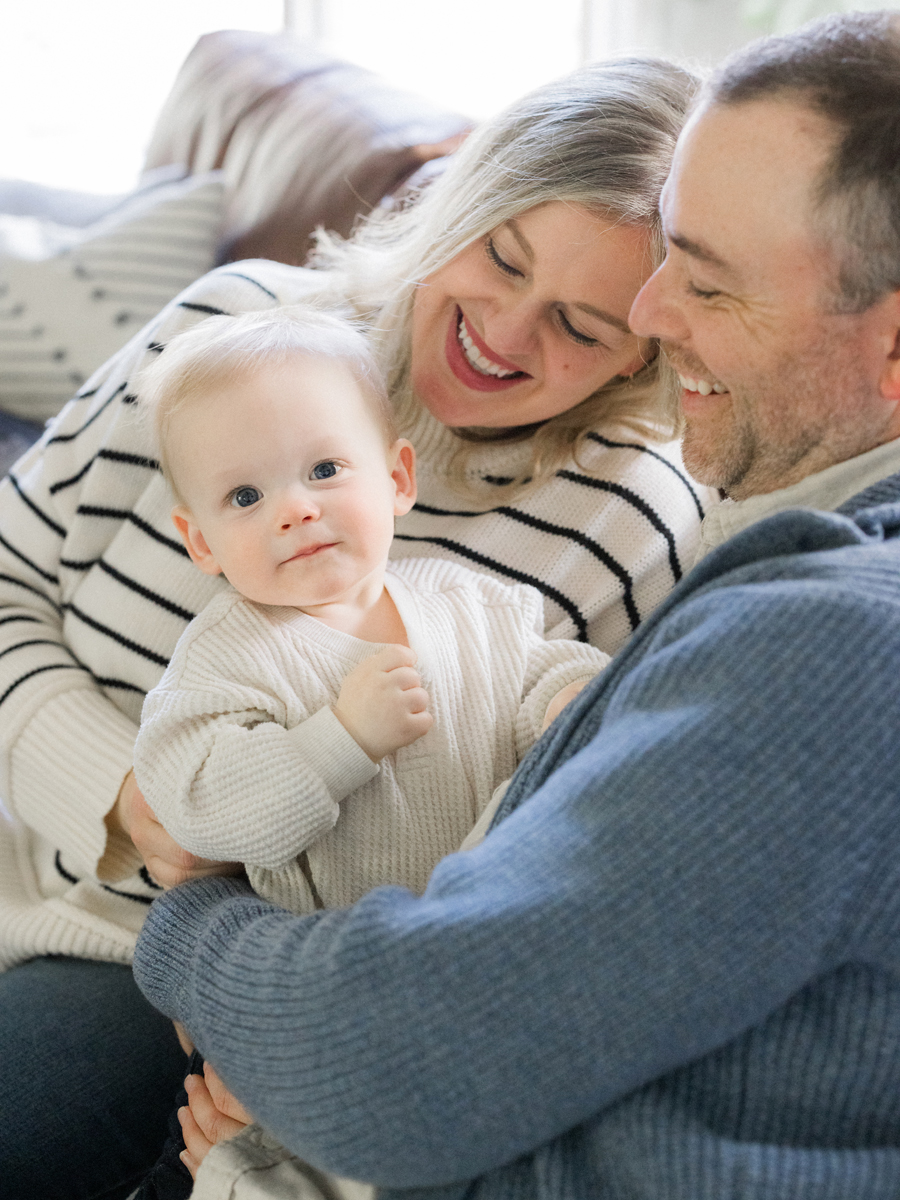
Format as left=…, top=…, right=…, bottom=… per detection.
left=133, top=305, right=610, bottom=916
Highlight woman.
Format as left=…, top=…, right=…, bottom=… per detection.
left=0, top=57, right=711, bottom=1197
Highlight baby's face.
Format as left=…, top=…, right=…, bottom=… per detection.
left=167, top=354, right=414, bottom=610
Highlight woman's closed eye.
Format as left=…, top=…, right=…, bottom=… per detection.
left=229, top=485, right=262, bottom=509
left=310, top=461, right=341, bottom=481
left=557, top=309, right=599, bottom=348
left=485, top=237, right=522, bottom=278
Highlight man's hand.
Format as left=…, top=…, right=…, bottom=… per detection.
left=178, top=1063, right=254, bottom=1180
left=108, top=770, right=243, bottom=889
left=333, top=645, right=432, bottom=762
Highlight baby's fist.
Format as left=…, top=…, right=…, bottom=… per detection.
left=333, top=645, right=432, bottom=761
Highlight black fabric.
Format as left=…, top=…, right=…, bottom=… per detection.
left=132, top=1051, right=204, bottom=1200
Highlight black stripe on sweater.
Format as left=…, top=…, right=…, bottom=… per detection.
left=392, top=533, right=589, bottom=641
left=410, top=501, right=639, bottom=630
left=96, top=448, right=159, bottom=470
left=556, top=470, right=682, bottom=585
left=74, top=507, right=190, bottom=558
left=0, top=662, right=79, bottom=707
left=585, top=432, right=707, bottom=520
left=94, top=676, right=146, bottom=696
left=54, top=851, right=154, bottom=905
left=49, top=457, right=94, bottom=495
left=8, top=473, right=66, bottom=537
left=63, top=603, right=170, bottom=667
left=0, top=638, right=62, bottom=661
left=0, top=572, right=61, bottom=611
left=49, top=448, right=160, bottom=496
left=46, top=383, right=127, bottom=444
left=219, top=271, right=279, bottom=300
left=97, top=559, right=195, bottom=622
left=179, top=302, right=228, bottom=317
left=0, top=528, right=59, bottom=585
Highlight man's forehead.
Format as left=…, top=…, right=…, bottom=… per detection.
left=661, top=96, right=835, bottom=270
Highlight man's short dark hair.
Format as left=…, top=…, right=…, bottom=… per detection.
left=705, top=10, right=900, bottom=312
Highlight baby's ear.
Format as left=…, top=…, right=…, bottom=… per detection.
left=390, top=439, right=417, bottom=517
left=171, top=506, right=222, bottom=576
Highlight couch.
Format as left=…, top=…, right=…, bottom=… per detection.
left=0, top=29, right=471, bottom=474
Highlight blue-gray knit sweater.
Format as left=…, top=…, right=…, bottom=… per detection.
left=134, top=480, right=900, bottom=1199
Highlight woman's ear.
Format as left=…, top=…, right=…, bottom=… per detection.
left=171, top=506, right=222, bottom=576
left=390, top=439, right=417, bottom=517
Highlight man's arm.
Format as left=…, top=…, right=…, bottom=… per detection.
left=134, top=568, right=900, bottom=1188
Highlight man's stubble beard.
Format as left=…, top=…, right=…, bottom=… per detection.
left=673, top=321, right=880, bottom=500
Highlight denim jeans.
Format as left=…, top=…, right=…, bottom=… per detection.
left=0, top=956, right=188, bottom=1199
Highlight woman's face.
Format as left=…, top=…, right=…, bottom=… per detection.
left=410, top=201, right=655, bottom=429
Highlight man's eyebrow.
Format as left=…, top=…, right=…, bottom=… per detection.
left=669, top=232, right=735, bottom=275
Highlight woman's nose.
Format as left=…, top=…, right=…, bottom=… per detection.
left=481, top=298, right=541, bottom=360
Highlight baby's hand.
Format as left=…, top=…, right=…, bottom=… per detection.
left=541, top=680, right=590, bottom=733
left=333, top=645, right=432, bottom=761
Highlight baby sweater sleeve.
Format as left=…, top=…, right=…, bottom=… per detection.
left=515, top=594, right=611, bottom=757
left=134, top=604, right=378, bottom=869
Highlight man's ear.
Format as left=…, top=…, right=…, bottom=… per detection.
left=389, top=439, right=417, bottom=517
left=171, top=505, right=222, bottom=576
left=878, top=291, right=900, bottom=401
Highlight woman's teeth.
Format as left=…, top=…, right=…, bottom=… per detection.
left=458, top=315, right=518, bottom=378
left=678, top=373, right=728, bottom=395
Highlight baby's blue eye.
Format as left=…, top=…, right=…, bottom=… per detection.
left=231, top=486, right=261, bottom=508
left=311, top=461, right=339, bottom=480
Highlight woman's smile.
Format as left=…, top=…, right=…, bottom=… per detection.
left=444, top=308, right=529, bottom=392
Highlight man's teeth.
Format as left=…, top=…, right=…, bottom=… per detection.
left=678, top=373, right=728, bottom=395
left=458, top=316, right=518, bottom=377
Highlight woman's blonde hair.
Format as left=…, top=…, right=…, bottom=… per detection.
left=312, top=56, right=699, bottom=499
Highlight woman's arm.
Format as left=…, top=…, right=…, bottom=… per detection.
left=0, top=260, right=324, bottom=881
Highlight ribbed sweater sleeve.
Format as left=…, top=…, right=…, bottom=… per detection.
left=133, top=594, right=378, bottom=867
left=134, top=531, right=900, bottom=1191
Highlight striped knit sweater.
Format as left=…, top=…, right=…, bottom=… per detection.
left=0, top=260, right=713, bottom=969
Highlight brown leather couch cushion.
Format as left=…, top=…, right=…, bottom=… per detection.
left=142, top=30, right=471, bottom=266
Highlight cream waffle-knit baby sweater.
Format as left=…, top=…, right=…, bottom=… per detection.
left=133, top=557, right=608, bottom=913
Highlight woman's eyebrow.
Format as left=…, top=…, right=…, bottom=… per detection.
left=504, top=218, right=534, bottom=260
left=575, top=303, right=632, bottom=335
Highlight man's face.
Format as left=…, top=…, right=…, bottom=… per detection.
left=630, top=98, right=900, bottom=499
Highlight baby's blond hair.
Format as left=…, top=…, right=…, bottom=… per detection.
left=137, top=305, right=396, bottom=499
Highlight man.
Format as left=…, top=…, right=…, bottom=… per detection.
left=134, top=13, right=900, bottom=1198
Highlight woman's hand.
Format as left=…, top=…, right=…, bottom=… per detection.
left=178, top=1063, right=254, bottom=1180
left=108, top=770, right=244, bottom=889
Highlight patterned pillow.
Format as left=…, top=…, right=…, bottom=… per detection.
left=0, top=172, right=224, bottom=422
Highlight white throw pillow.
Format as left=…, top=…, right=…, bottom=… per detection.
left=0, top=172, right=224, bottom=422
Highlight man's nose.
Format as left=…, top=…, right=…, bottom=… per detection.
left=629, top=259, right=685, bottom=342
